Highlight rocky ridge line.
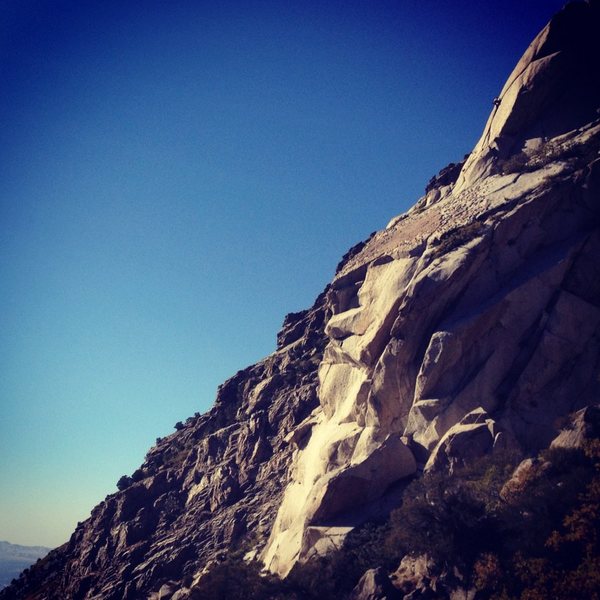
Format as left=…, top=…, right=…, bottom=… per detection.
left=2, top=294, right=330, bottom=599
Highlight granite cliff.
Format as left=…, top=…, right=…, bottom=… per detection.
left=3, top=2, right=599, bottom=599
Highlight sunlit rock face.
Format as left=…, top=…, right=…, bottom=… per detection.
left=263, top=1, right=600, bottom=577
left=456, top=0, right=600, bottom=193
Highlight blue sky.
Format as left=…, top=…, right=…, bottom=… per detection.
left=0, top=0, right=565, bottom=548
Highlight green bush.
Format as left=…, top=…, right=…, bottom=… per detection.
left=190, top=558, right=280, bottom=600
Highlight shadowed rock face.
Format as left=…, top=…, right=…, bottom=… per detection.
left=4, top=2, right=600, bottom=598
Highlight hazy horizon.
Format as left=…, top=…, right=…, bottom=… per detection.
left=1, top=0, right=564, bottom=548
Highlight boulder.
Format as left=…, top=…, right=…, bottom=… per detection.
left=500, top=457, right=551, bottom=504
left=350, top=567, right=402, bottom=600
left=424, top=408, right=498, bottom=473
left=550, top=405, right=600, bottom=450
left=391, top=554, right=436, bottom=598
left=157, top=582, right=176, bottom=599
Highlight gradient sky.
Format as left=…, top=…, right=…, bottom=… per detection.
left=0, top=0, right=565, bottom=548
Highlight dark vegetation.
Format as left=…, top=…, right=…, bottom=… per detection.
left=190, top=442, right=600, bottom=599
left=430, top=220, right=486, bottom=256
left=499, top=135, right=600, bottom=175
left=425, top=154, right=470, bottom=194
left=334, top=231, right=376, bottom=275
left=116, top=475, right=133, bottom=491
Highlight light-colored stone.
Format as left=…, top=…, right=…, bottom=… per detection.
left=262, top=2, right=600, bottom=576
left=550, top=405, right=600, bottom=450
left=158, top=582, right=176, bottom=600
left=500, top=457, right=551, bottom=504
left=350, top=567, right=401, bottom=600
left=391, top=554, right=437, bottom=598
left=455, top=2, right=600, bottom=195
left=424, top=408, right=497, bottom=473
left=301, top=526, right=354, bottom=561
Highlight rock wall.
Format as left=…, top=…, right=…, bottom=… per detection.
left=262, top=1, right=600, bottom=577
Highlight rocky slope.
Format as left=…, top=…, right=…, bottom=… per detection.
left=3, top=1, right=600, bottom=598
left=1, top=293, right=330, bottom=600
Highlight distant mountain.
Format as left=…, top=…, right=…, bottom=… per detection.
left=0, top=542, right=50, bottom=590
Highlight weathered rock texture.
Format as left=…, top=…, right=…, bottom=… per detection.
left=262, top=0, right=600, bottom=577
left=2, top=295, right=330, bottom=599
left=3, top=2, right=600, bottom=598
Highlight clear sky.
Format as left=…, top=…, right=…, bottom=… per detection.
left=0, top=0, right=565, bottom=548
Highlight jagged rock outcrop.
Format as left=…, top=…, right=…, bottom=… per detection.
left=454, top=0, right=600, bottom=193
left=3, top=2, right=600, bottom=598
left=423, top=407, right=506, bottom=474
left=2, top=295, right=330, bottom=599
left=390, top=555, right=436, bottom=599
left=501, top=402, right=600, bottom=503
